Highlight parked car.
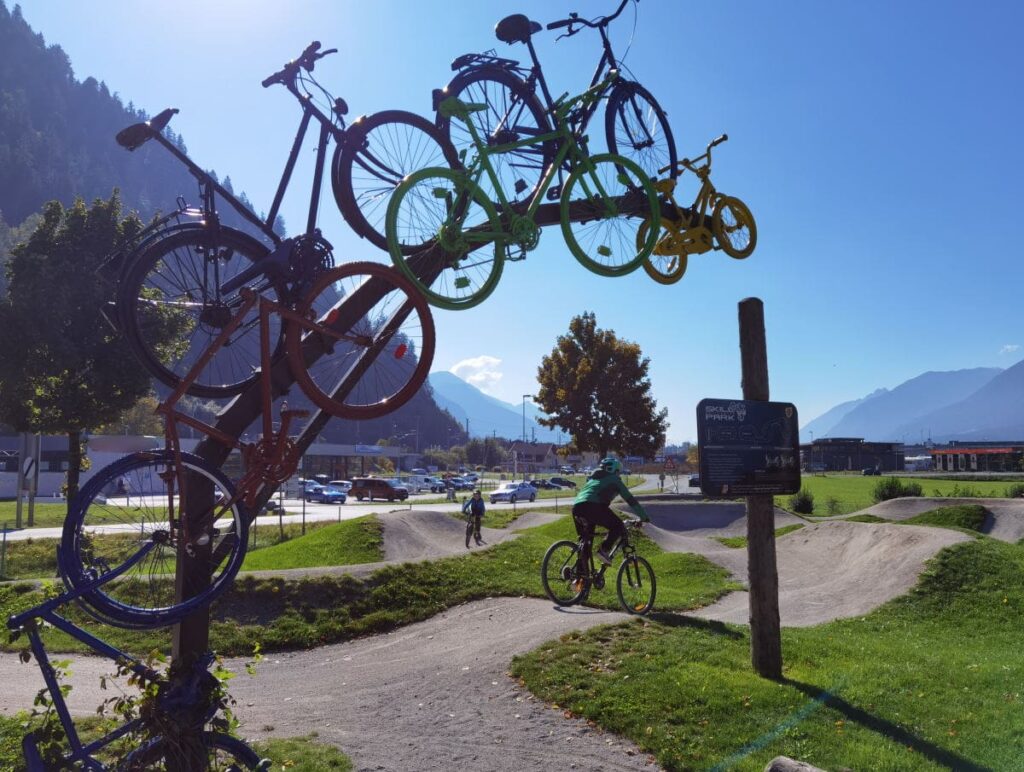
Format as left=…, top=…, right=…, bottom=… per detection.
left=490, top=481, right=537, bottom=504
left=311, top=485, right=347, bottom=504
left=448, top=476, right=474, bottom=491
left=530, top=479, right=560, bottom=490
left=328, top=480, right=353, bottom=493
left=559, top=465, right=576, bottom=474
left=689, top=474, right=700, bottom=487
left=862, top=467, right=880, bottom=476
left=463, top=472, right=480, bottom=482
left=548, top=477, right=577, bottom=489
left=349, top=477, right=409, bottom=502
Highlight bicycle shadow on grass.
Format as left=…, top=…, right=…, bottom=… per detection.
left=784, top=678, right=993, bottom=772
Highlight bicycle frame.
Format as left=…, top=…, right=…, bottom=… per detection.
left=444, top=76, right=621, bottom=245
left=8, top=570, right=167, bottom=768
left=653, top=136, right=726, bottom=254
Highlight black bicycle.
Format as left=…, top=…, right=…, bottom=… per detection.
left=106, top=42, right=454, bottom=399
left=541, top=517, right=656, bottom=615
left=436, top=0, right=676, bottom=205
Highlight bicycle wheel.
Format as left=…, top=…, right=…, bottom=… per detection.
left=285, top=262, right=435, bottom=420
left=712, top=195, right=757, bottom=259
left=437, top=66, right=554, bottom=205
left=605, top=81, right=677, bottom=183
left=118, top=226, right=284, bottom=399
left=560, top=154, right=660, bottom=277
left=616, top=555, right=656, bottom=615
left=331, top=110, right=461, bottom=253
left=540, top=540, right=590, bottom=606
left=637, top=217, right=687, bottom=285
left=386, top=167, right=505, bottom=310
left=60, top=450, right=247, bottom=629
left=118, top=731, right=264, bottom=770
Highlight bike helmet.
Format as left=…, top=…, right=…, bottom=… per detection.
left=495, top=14, right=541, bottom=45
left=600, top=457, right=622, bottom=474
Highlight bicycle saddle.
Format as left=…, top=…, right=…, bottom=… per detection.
left=495, top=14, right=541, bottom=45
left=115, top=107, right=178, bottom=151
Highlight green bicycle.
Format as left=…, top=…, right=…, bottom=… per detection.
left=385, top=70, right=661, bottom=310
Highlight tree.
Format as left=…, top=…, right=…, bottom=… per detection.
left=0, top=193, right=152, bottom=506
left=95, top=392, right=164, bottom=436
left=535, top=312, right=667, bottom=459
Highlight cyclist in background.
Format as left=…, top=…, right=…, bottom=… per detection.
left=572, top=457, right=649, bottom=565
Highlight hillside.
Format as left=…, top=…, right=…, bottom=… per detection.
left=820, top=367, right=1002, bottom=441
left=894, top=358, right=1024, bottom=441
left=429, top=371, right=558, bottom=442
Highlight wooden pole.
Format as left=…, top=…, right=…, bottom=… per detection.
left=738, top=298, right=783, bottom=679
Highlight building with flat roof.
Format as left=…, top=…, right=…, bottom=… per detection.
left=800, top=438, right=904, bottom=473
left=931, top=443, right=1024, bottom=472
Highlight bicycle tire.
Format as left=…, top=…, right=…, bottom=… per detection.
left=386, top=167, right=505, bottom=310
left=616, top=555, right=656, bottom=615
left=118, top=730, right=264, bottom=770
left=637, top=217, right=688, bottom=285
left=60, top=450, right=248, bottom=630
left=331, top=110, right=461, bottom=253
left=604, top=81, right=677, bottom=183
left=117, top=226, right=286, bottom=399
left=437, top=66, right=555, bottom=205
left=560, top=153, right=660, bottom=277
left=712, top=195, right=757, bottom=259
left=540, top=540, right=589, bottom=606
left=285, top=262, right=435, bottom=420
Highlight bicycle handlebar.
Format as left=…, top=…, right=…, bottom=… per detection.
left=261, top=41, right=338, bottom=88
left=547, top=0, right=632, bottom=34
left=659, top=134, right=728, bottom=175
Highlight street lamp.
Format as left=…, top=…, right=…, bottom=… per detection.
left=522, top=394, right=533, bottom=443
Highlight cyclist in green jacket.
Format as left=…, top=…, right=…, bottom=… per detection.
left=572, top=457, right=649, bottom=566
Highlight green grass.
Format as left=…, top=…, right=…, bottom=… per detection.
left=242, top=517, right=383, bottom=571
left=510, top=536, right=1024, bottom=770
left=1, top=517, right=735, bottom=658
left=902, top=504, right=988, bottom=533
left=774, top=475, right=1014, bottom=516
left=715, top=524, right=805, bottom=549
left=0, top=712, right=351, bottom=771
left=0, top=501, right=70, bottom=529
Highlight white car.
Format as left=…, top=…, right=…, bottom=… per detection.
left=490, top=481, right=537, bottom=504
left=328, top=480, right=353, bottom=494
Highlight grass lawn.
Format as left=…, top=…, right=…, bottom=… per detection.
left=0, top=712, right=351, bottom=771
left=511, top=535, right=1024, bottom=770
left=0, top=516, right=735, bottom=658
left=0, top=501, right=70, bottom=529
left=775, top=475, right=1018, bottom=516
left=843, top=505, right=990, bottom=535
left=715, top=523, right=805, bottom=549
left=241, top=516, right=383, bottom=571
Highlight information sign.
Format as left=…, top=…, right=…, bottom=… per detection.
left=696, top=399, right=801, bottom=496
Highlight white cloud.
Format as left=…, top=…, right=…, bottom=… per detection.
left=451, top=356, right=503, bottom=394
left=999, top=344, right=1021, bottom=356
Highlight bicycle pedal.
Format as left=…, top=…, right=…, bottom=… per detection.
left=514, top=179, right=528, bottom=195
left=546, top=185, right=562, bottom=201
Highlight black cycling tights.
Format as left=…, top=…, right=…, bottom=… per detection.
left=572, top=502, right=626, bottom=555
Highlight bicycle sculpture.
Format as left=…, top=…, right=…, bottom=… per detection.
left=105, top=41, right=453, bottom=398
left=437, top=0, right=676, bottom=204
left=541, top=517, right=656, bottom=615
left=386, top=71, right=661, bottom=310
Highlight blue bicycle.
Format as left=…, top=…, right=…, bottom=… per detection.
left=7, top=568, right=266, bottom=769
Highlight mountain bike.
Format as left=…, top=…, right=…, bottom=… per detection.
left=70, top=261, right=433, bottom=629
left=436, top=0, right=676, bottom=205
left=386, top=70, right=661, bottom=310
left=541, top=517, right=656, bottom=615
left=7, top=586, right=267, bottom=769
left=108, top=41, right=455, bottom=398
left=638, top=134, right=756, bottom=284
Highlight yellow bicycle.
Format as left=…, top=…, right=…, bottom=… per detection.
left=638, top=134, right=756, bottom=284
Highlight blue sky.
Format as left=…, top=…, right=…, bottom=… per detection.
left=19, top=0, right=1023, bottom=443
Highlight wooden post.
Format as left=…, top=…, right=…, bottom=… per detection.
left=738, top=298, right=783, bottom=679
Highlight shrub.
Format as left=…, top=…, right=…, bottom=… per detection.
left=788, top=488, right=815, bottom=514
left=1005, top=483, right=1024, bottom=498
left=873, top=477, right=923, bottom=503
left=826, top=496, right=841, bottom=515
